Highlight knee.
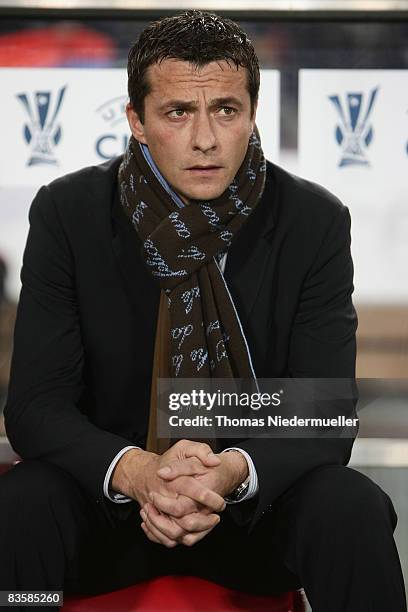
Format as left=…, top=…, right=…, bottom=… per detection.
left=0, top=459, right=83, bottom=519
left=296, top=465, right=397, bottom=532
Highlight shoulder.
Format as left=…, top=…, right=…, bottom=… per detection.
left=48, top=155, right=122, bottom=196
left=31, top=156, right=122, bottom=223
left=266, top=159, right=349, bottom=229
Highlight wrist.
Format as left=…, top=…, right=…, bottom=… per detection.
left=221, top=450, right=249, bottom=496
left=111, top=448, right=156, bottom=502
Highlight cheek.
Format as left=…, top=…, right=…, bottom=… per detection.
left=144, top=126, right=175, bottom=156
left=228, top=128, right=251, bottom=161
left=228, top=123, right=251, bottom=147
left=156, top=134, right=183, bottom=166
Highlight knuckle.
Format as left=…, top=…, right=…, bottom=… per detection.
left=182, top=535, right=195, bottom=547
left=167, top=526, right=177, bottom=538
left=173, top=525, right=184, bottom=539
left=174, top=502, right=185, bottom=517
left=198, top=490, right=207, bottom=505
left=183, top=517, right=195, bottom=531
left=183, top=503, right=194, bottom=516
left=166, top=480, right=177, bottom=493
left=177, top=516, right=188, bottom=529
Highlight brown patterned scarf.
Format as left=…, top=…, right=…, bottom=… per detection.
left=118, top=128, right=266, bottom=453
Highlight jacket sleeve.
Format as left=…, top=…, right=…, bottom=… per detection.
left=4, top=185, right=134, bottom=514
left=226, top=204, right=359, bottom=534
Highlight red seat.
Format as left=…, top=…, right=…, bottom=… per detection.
left=62, top=575, right=306, bottom=611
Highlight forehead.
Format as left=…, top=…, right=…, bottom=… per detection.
left=145, top=59, right=248, bottom=97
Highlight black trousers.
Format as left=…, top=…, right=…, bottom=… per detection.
left=0, top=460, right=406, bottom=612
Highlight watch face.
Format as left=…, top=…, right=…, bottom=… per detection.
left=234, top=481, right=249, bottom=500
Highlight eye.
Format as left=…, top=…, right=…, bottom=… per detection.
left=219, top=106, right=236, bottom=116
left=168, top=109, right=186, bottom=118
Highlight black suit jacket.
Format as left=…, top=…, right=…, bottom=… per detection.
left=4, top=156, right=358, bottom=534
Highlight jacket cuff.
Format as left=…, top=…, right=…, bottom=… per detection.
left=221, top=447, right=259, bottom=503
left=103, top=445, right=141, bottom=503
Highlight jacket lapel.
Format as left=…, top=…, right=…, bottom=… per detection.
left=111, top=179, right=161, bottom=322
left=224, top=164, right=276, bottom=321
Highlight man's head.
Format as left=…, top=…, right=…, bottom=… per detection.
left=125, top=10, right=260, bottom=203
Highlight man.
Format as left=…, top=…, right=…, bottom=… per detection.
left=1, top=10, right=406, bottom=612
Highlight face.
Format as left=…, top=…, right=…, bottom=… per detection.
left=126, top=58, right=257, bottom=203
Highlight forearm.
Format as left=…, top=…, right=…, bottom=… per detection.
left=111, top=447, right=157, bottom=504
left=4, top=392, right=136, bottom=504
left=219, top=449, right=249, bottom=495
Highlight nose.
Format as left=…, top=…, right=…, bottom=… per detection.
left=191, top=111, right=217, bottom=153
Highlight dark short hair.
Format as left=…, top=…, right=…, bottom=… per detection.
left=127, top=10, right=260, bottom=123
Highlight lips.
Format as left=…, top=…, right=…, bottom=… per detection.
left=188, top=166, right=221, bottom=170
left=186, top=166, right=223, bottom=176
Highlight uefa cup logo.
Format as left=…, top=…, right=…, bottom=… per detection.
left=329, top=87, right=379, bottom=167
left=17, top=86, right=67, bottom=166
left=95, top=95, right=128, bottom=160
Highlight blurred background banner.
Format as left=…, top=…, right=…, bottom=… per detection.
left=298, top=69, right=408, bottom=303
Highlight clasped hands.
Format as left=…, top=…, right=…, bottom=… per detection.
left=112, top=440, right=248, bottom=549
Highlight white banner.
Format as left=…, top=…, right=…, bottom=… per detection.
left=299, top=70, right=408, bottom=302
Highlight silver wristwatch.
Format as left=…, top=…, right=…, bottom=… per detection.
left=224, top=473, right=250, bottom=502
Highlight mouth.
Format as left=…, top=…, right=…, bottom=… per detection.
left=187, top=165, right=222, bottom=175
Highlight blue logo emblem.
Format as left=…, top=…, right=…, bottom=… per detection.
left=95, top=95, right=129, bottom=160
left=329, top=87, right=379, bottom=167
left=17, top=86, right=67, bottom=166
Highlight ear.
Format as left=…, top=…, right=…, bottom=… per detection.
left=126, top=103, right=147, bottom=145
left=250, top=97, right=258, bottom=133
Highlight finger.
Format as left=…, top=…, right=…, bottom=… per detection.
left=173, top=511, right=221, bottom=533
left=142, top=503, right=186, bottom=541
left=141, top=512, right=179, bottom=548
left=180, top=441, right=221, bottom=467
left=142, top=521, right=174, bottom=547
left=140, top=522, right=161, bottom=545
left=149, top=494, right=217, bottom=532
left=180, top=526, right=215, bottom=547
left=157, top=456, right=208, bottom=480
left=150, top=491, right=205, bottom=517
left=172, top=476, right=226, bottom=513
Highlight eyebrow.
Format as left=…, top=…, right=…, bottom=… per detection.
left=158, top=97, right=244, bottom=112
